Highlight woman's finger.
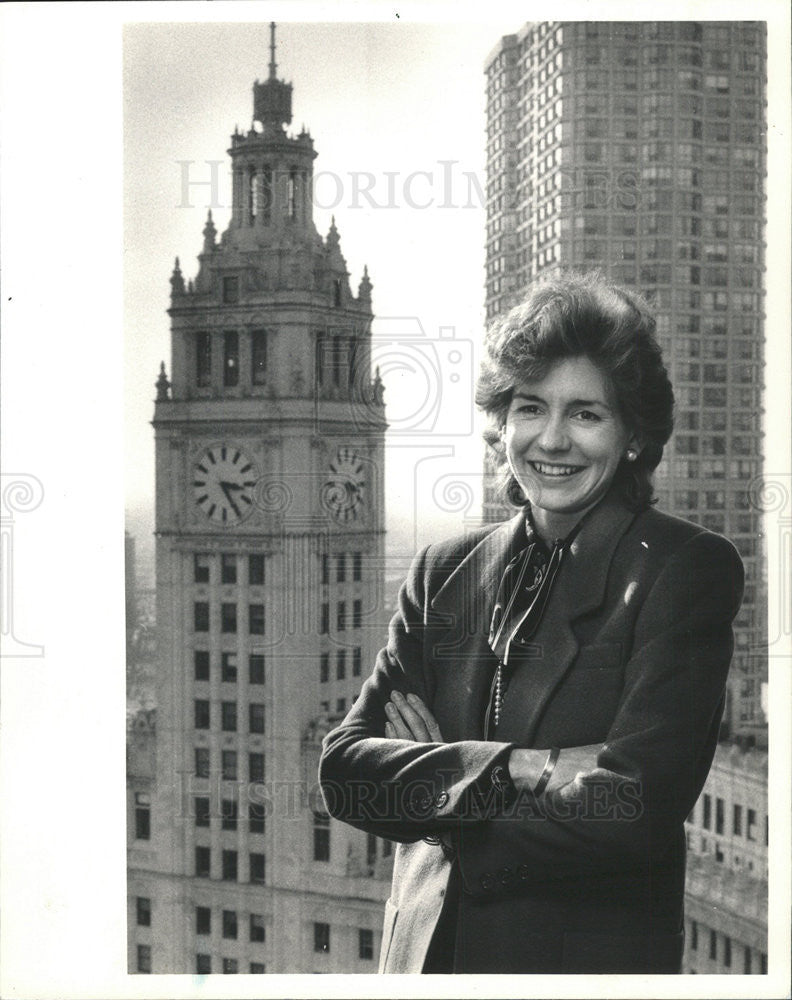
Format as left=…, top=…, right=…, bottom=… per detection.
left=384, top=701, right=415, bottom=740
left=406, top=692, right=444, bottom=742
left=390, top=691, right=432, bottom=742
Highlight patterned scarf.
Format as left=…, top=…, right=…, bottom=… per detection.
left=486, top=517, right=567, bottom=732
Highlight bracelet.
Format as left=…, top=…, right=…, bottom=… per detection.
left=532, top=747, right=560, bottom=797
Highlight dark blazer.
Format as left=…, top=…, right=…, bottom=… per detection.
left=318, top=489, right=745, bottom=974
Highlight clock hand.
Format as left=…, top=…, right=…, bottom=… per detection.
left=219, top=481, right=242, bottom=517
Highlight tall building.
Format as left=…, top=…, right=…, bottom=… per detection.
left=482, top=21, right=767, bottom=739
left=127, top=26, right=392, bottom=973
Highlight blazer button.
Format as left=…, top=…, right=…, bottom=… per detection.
left=435, top=791, right=449, bottom=808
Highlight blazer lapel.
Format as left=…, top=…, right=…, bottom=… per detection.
left=496, top=489, right=638, bottom=746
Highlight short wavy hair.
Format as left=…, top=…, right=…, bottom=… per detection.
left=476, top=270, right=675, bottom=511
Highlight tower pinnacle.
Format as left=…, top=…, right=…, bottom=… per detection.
left=269, top=22, right=277, bottom=80
left=253, top=22, right=292, bottom=130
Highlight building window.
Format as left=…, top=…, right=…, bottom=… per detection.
left=194, top=796, right=210, bottom=828
left=352, top=647, right=362, bottom=677
left=220, top=553, right=236, bottom=584
left=321, top=553, right=329, bottom=584
left=196, top=906, right=211, bottom=935
left=352, top=599, right=362, bottom=629
left=314, top=921, right=330, bottom=953
left=743, top=946, right=752, bottom=973
left=359, top=928, right=374, bottom=961
left=313, top=811, right=330, bottom=861
left=249, top=553, right=265, bottom=585
left=194, top=699, right=211, bottom=731
left=250, top=962, right=266, bottom=974
left=760, top=953, right=767, bottom=974
left=195, top=846, right=211, bottom=878
left=194, top=602, right=210, bottom=633
left=724, top=935, right=731, bottom=968
left=690, top=920, right=698, bottom=950
left=223, top=331, right=239, bottom=387
left=250, top=852, right=266, bottom=884
left=250, top=914, right=266, bottom=942
left=221, top=652, right=237, bottom=683
left=251, top=330, right=268, bottom=385
left=136, top=944, right=151, bottom=974
left=353, top=551, right=362, bottom=581
left=320, top=653, right=330, bottom=683
left=249, top=703, right=266, bottom=735
left=336, top=553, right=346, bottom=583
left=716, top=797, right=724, bottom=835
left=223, top=276, right=239, bottom=304
left=221, top=750, right=237, bottom=781
left=195, top=953, right=211, bottom=974
left=337, top=601, right=346, bottom=631
left=221, top=798, right=238, bottom=832
left=136, top=896, right=151, bottom=927
left=336, top=697, right=346, bottom=713
left=249, top=800, right=266, bottom=834
left=222, top=909, right=238, bottom=939
left=249, top=752, right=265, bottom=782
left=196, top=332, right=212, bottom=387
left=336, top=649, right=346, bottom=680
left=194, top=553, right=210, bottom=583
left=249, top=603, right=265, bottom=635
left=221, top=701, right=237, bottom=732
left=709, top=929, right=717, bottom=960
left=249, top=654, right=265, bottom=685
left=320, top=602, right=329, bottom=634
left=194, top=650, right=210, bottom=681
left=747, top=809, right=757, bottom=840
left=195, top=747, right=210, bottom=778
left=222, top=958, right=238, bottom=974
left=703, top=793, right=711, bottom=830
left=221, top=850, right=237, bottom=881
left=221, top=603, right=237, bottom=633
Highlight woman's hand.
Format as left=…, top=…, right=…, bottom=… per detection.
left=384, top=691, right=444, bottom=743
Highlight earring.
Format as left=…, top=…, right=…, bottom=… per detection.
left=626, top=449, right=637, bottom=462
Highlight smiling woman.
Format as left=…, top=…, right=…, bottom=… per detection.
left=319, top=270, right=745, bottom=974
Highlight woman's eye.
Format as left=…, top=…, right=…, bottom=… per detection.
left=575, top=410, right=601, bottom=422
left=516, top=403, right=540, bottom=415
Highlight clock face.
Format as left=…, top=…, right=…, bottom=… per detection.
left=322, top=446, right=366, bottom=523
left=193, top=444, right=258, bottom=525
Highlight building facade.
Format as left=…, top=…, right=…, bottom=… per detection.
left=683, top=742, right=768, bottom=973
left=482, top=20, right=767, bottom=738
left=128, top=28, right=392, bottom=973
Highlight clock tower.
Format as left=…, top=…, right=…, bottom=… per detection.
left=130, top=25, right=391, bottom=973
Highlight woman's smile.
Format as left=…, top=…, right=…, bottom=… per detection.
left=503, top=355, right=639, bottom=541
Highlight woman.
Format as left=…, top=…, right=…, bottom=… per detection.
left=318, top=272, right=744, bottom=974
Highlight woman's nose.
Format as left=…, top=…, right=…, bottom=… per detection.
left=537, top=416, right=569, bottom=451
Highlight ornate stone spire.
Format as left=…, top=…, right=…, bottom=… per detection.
left=202, top=210, right=216, bottom=253
left=170, top=257, right=185, bottom=297
left=155, top=361, right=171, bottom=401
left=358, top=264, right=372, bottom=303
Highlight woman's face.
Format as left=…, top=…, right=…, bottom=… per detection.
left=503, top=356, right=638, bottom=531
